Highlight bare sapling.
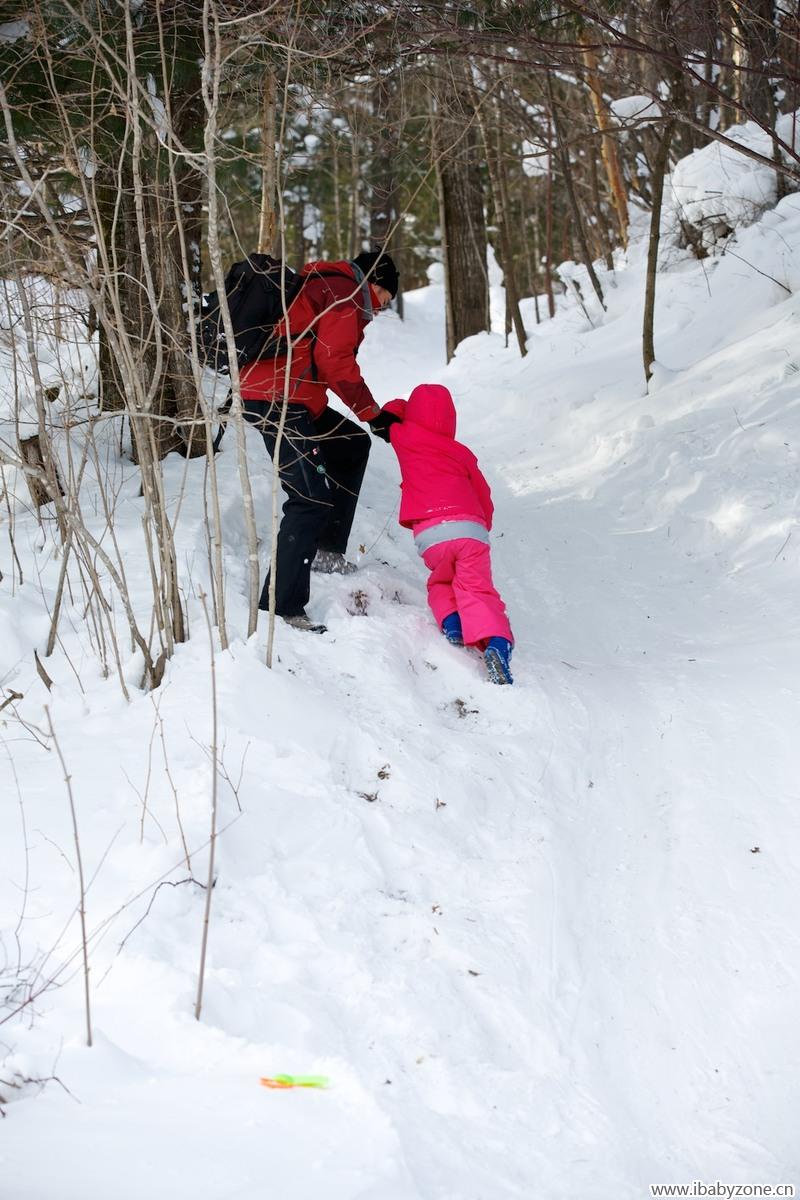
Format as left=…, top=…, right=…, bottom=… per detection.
left=200, top=0, right=260, bottom=643
left=44, top=707, right=92, bottom=1048
left=0, top=70, right=186, bottom=692
left=265, top=39, right=299, bottom=671
left=152, top=697, right=193, bottom=874
left=194, top=591, right=220, bottom=1022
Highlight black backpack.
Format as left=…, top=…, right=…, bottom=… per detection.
left=198, top=253, right=303, bottom=374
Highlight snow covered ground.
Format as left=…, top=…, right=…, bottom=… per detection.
left=2, top=175, right=800, bottom=1198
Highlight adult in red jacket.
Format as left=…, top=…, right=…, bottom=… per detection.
left=240, top=252, right=400, bottom=631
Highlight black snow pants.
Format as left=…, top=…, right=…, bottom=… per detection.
left=243, top=401, right=371, bottom=616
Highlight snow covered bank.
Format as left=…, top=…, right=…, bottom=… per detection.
left=668, top=113, right=800, bottom=248
left=2, top=150, right=800, bottom=1197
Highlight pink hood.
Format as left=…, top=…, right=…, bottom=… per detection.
left=405, top=383, right=457, bottom=439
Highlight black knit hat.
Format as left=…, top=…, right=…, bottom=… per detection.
left=352, top=251, right=399, bottom=298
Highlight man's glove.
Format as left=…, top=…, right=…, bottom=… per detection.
left=368, top=410, right=401, bottom=443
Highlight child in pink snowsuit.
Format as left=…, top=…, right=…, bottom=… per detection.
left=382, top=383, right=514, bottom=684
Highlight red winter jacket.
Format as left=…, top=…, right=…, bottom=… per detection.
left=383, top=384, right=494, bottom=530
left=239, top=260, right=382, bottom=421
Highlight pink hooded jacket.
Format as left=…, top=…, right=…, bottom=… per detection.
left=383, top=384, right=494, bottom=531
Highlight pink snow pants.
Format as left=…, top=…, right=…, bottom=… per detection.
left=421, top=538, right=513, bottom=648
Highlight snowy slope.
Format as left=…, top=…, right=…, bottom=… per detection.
left=2, top=193, right=800, bottom=1197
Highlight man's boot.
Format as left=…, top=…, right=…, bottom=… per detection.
left=281, top=612, right=328, bottom=634
left=311, top=549, right=357, bottom=575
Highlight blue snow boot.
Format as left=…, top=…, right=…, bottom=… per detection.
left=484, top=637, right=513, bottom=685
left=441, top=612, right=464, bottom=646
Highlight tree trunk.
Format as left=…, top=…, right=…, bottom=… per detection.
left=95, top=17, right=205, bottom=462
left=19, top=434, right=64, bottom=510
left=433, top=62, right=490, bottom=361
left=473, top=79, right=527, bottom=355
left=587, top=136, right=614, bottom=270
left=349, top=128, right=361, bottom=256
left=643, top=119, right=674, bottom=386
left=332, top=128, right=344, bottom=258
left=545, top=122, right=556, bottom=318
left=369, top=74, right=404, bottom=316
left=148, top=17, right=205, bottom=458
left=701, top=13, right=718, bottom=131
left=369, top=75, right=399, bottom=250
left=528, top=192, right=542, bottom=325
left=731, top=0, right=778, bottom=127
left=258, top=70, right=278, bottom=255
left=94, top=166, right=128, bottom=416
left=730, top=0, right=784, bottom=196
left=717, top=4, right=737, bottom=132
left=494, top=92, right=527, bottom=353
left=122, top=175, right=192, bottom=462
left=581, top=34, right=630, bottom=247
left=295, top=194, right=306, bottom=265
left=547, top=72, right=605, bottom=311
